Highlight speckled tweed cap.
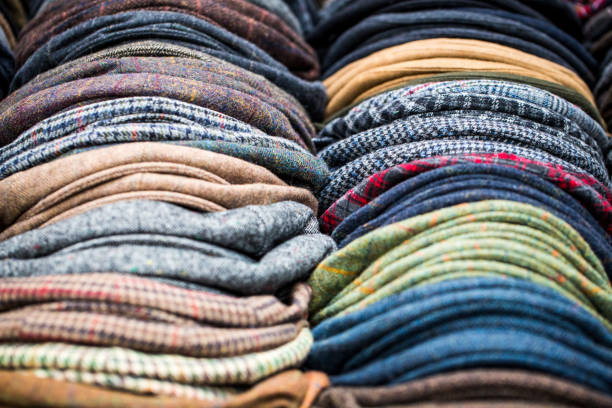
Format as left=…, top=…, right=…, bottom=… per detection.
left=318, top=80, right=609, bottom=153
left=0, top=99, right=329, bottom=191
left=0, top=369, right=329, bottom=406
left=328, top=166, right=612, bottom=279
left=67, top=40, right=327, bottom=120
left=320, top=9, right=595, bottom=82
left=10, top=10, right=304, bottom=92
left=0, top=200, right=336, bottom=294
left=0, top=57, right=315, bottom=150
left=16, top=0, right=318, bottom=79
left=306, top=277, right=612, bottom=392
left=0, top=274, right=311, bottom=357
left=308, top=200, right=611, bottom=324
left=313, top=369, right=612, bottom=408
left=323, top=39, right=594, bottom=118
left=0, top=142, right=318, bottom=240
left=320, top=154, right=612, bottom=237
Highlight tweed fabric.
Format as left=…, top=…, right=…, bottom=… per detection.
left=320, top=10, right=594, bottom=83
left=320, top=155, right=612, bottom=239
left=2, top=55, right=315, bottom=149
left=0, top=142, right=318, bottom=239
left=319, top=80, right=608, bottom=152
left=313, top=228, right=611, bottom=327
left=0, top=369, right=329, bottom=406
left=10, top=10, right=294, bottom=92
left=0, top=329, right=313, bottom=386
left=0, top=141, right=299, bottom=227
left=95, top=40, right=324, bottom=119
left=0, top=274, right=310, bottom=327
left=313, top=370, right=612, bottom=408
left=307, top=277, right=612, bottom=392
left=324, top=39, right=594, bottom=118
left=0, top=200, right=336, bottom=295
left=316, top=139, right=610, bottom=213
left=0, top=61, right=315, bottom=150
left=1, top=175, right=318, bottom=241
left=17, top=0, right=318, bottom=79
left=0, top=100, right=328, bottom=191
left=329, top=167, right=612, bottom=277
left=0, top=273, right=312, bottom=357
left=308, top=200, right=609, bottom=319
left=63, top=40, right=326, bottom=120
left=17, top=35, right=324, bottom=119
left=322, top=72, right=605, bottom=128
left=0, top=305, right=307, bottom=358
left=318, top=113, right=608, bottom=186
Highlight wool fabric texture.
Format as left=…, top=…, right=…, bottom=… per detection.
left=0, top=141, right=319, bottom=239
left=2, top=53, right=315, bottom=147
left=313, top=370, right=612, bottom=408
left=329, top=166, right=612, bottom=276
left=321, top=154, right=612, bottom=238
left=320, top=9, right=595, bottom=83
left=0, top=328, right=313, bottom=387
left=35, top=38, right=325, bottom=119
left=63, top=39, right=326, bottom=120
left=16, top=0, right=318, bottom=79
left=307, top=277, right=612, bottom=393
left=317, top=139, right=611, bottom=213
left=323, top=39, right=594, bottom=118
left=319, top=112, right=609, bottom=188
left=308, top=200, right=610, bottom=321
left=0, top=369, right=329, bottom=407
left=322, top=72, right=605, bottom=128
left=318, top=79, right=608, bottom=152
left=0, top=100, right=328, bottom=191
left=0, top=58, right=315, bottom=150
left=10, top=10, right=298, bottom=92
left=0, top=200, right=336, bottom=295
left=0, top=274, right=311, bottom=357
left=0, top=274, right=310, bottom=328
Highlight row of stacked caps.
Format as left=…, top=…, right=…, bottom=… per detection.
left=0, top=0, right=338, bottom=407
left=307, top=0, right=612, bottom=407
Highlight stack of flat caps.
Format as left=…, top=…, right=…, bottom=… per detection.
left=308, top=1, right=612, bottom=407
left=586, top=2, right=612, bottom=171
left=0, top=0, right=336, bottom=406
